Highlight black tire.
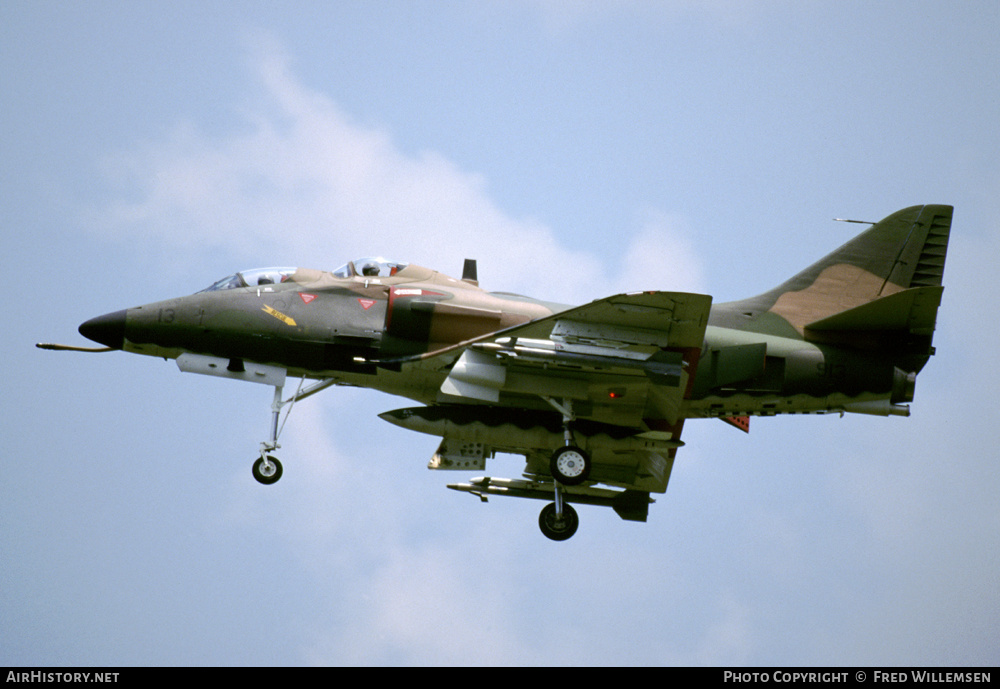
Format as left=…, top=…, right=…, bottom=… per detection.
left=549, top=445, right=591, bottom=486
left=252, top=456, right=283, bottom=485
left=538, top=502, right=579, bottom=541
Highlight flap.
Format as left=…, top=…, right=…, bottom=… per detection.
left=549, top=291, right=713, bottom=350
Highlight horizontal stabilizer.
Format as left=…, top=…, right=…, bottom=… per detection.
left=805, top=285, right=943, bottom=336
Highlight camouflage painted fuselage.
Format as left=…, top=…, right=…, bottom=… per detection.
left=117, top=264, right=556, bottom=378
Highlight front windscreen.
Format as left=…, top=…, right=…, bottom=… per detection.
left=199, top=267, right=297, bottom=292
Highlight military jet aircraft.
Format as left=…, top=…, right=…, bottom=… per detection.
left=40, top=204, right=951, bottom=540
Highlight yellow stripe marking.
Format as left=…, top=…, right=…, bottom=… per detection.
left=262, top=305, right=297, bottom=327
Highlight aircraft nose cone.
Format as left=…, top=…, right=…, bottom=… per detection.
left=79, top=310, right=127, bottom=349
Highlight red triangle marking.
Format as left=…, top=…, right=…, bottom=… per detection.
left=299, top=293, right=317, bottom=304
left=358, top=299, right=376, bottom=310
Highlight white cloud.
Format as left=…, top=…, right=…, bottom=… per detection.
left=99, top=41, right=702, bottom=306
left=614, top=211, right=706, bottom=294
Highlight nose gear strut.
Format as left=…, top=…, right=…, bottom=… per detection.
left=251, top=377, right=339, bottom=485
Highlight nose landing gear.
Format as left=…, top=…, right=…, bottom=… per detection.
left=250, top=377, right=338, bottom=485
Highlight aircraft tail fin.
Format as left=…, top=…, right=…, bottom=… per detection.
left=717, top=205, right=952, bottom=351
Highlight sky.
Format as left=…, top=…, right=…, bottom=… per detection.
left=2, top=0, right=998, bottom=667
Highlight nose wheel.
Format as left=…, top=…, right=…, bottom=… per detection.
left=253, top=455, right=283, bottom=484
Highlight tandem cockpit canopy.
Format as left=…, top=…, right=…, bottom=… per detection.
left=198, top=258, right=418, bottom=293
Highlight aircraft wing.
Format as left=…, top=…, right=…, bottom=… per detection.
left=417, top=290, right=710, bottom=409
left=389, top=290, right=710, bottom=370
left=380, top=291, right=712, bottom=496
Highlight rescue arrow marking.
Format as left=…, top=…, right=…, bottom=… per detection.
left=261, top=305, right=297, bottom=327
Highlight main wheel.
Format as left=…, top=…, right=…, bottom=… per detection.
left=549, top=445, right=591, bottom=486
left=252, top=455, right=283, bottom=485
left=538, top=502, right=579, bottom=541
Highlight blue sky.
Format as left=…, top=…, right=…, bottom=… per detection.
left=3, top=1, right=998, bottom=666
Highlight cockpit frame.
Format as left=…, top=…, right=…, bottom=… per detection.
left=331, top=257, right=409, bottom=280
left=200, top=267, right=298, bottom=293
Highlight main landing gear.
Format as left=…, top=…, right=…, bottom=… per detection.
left=539, top=496, right=579, bottom=541
left=550, top=445, right=591, bottom=486
left=538, top=397, right=592, bottom=541
left=538, top=446, right=590, bottom=541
